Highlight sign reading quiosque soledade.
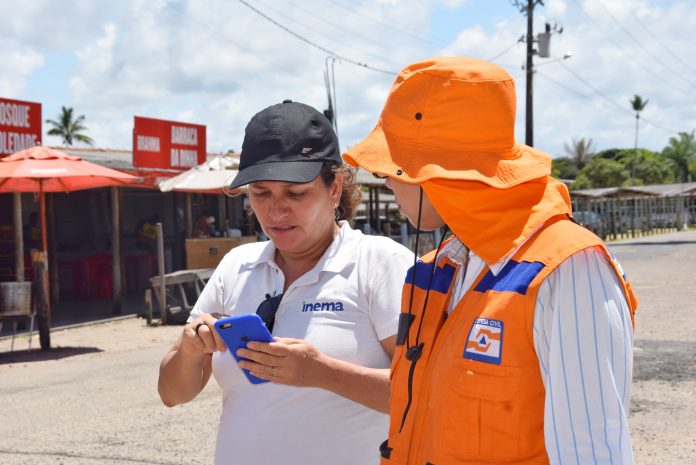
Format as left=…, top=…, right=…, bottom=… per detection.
left=133, top=116, right=206, bottom=170
left=0, top=97, right=42, bottom=157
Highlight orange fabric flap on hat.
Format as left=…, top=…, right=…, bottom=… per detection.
left=422, top=176, right=573, bottom=265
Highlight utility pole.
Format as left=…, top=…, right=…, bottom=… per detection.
left=324, top=56, right=339, bottom=141
left=511, top=0, right=563, bottom=147
left=525, top=0, right=536, bottom=147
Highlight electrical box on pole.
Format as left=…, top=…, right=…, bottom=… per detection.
left=538, top=23, right=562, bottom=58
left=538, top=23, right=551, bottom=58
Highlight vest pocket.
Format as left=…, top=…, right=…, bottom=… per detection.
left=441, top=360, right=521, bottom=460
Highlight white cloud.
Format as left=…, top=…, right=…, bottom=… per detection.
left=438, top=0, right=470, bottom=9
left=2, top=0, right=694, bottom=157
left=0, top=40, right=44, bottom=96
left=0, top=0, right=107, bottom=50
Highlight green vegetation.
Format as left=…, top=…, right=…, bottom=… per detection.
left=45, top=106, right=95, bottom=146
left=553, top=131, right=696, bottom=189
left=554, top=93, right=696, bottom=189
left=662, top=131, right=696, bottom=183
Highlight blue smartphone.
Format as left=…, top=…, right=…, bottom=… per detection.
left=214, top=314, right=274, bottom=384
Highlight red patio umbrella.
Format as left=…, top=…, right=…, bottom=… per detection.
left=0, top=146, right=139, bottom=348
left=0, top=145, right=139, bottom=253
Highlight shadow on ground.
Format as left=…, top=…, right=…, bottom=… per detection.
left=633, top=339, right=696, bottom=382
left=0, top=346, right=103, bottom=365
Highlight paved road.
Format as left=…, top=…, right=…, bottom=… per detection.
left=0, top=230, right=694, bottom=464
left=608, top=230, right=696, bottom=463
left=0, top=321, right=219, bottom=464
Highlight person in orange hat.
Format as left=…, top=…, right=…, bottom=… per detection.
left=344, top=56, right=639, bottom=465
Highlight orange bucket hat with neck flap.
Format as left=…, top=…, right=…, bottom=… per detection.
left=343, top=56, right=551, bottom=188
left=344, top=57, right=572, bottom=265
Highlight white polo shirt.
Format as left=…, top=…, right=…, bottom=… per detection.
left=190, top=221, right=414, bottom=465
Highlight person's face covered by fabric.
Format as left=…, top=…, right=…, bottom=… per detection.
left=383, top=176, right=444, bottom=231
left=228, top=100, right=345, bottom=257
left=344, top=56, right=572, bottom=264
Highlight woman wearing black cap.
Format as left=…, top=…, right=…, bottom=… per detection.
left=158, top=101, right=414, bottom=465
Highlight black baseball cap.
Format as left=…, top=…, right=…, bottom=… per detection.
left=228, top=100, right=342, bottom=189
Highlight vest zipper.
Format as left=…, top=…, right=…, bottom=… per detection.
left=398, top=342, right=424, bottom=432
left=396, top=229, right=451, bottom=457
left=406, top=264, right=489, bottom=464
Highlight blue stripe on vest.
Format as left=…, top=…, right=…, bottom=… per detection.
left=474, top=260, right=545, bottom=295
left=405, top=261, right=457, bottom=294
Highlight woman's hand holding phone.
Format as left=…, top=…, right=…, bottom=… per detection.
left=213, top=314, right=330, bottom=386
left=182, top=313, right=227, bottom=356
left=237, top=337, right=329, bottom=387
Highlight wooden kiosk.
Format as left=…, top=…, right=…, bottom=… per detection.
left=184, top=236, right=257, bottom=269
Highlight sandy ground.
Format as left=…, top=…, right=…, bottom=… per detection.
left=0, top=230, right=695, bottom=464
left=609, top=230, right=696, bottom=463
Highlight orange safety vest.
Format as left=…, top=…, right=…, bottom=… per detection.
left=381, top=215, right=638, bottom=465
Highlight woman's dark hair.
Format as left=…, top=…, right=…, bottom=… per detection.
left=319, top=161, right=362, bottom=222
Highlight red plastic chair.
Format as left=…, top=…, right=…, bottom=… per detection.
left=86, top=253, right=113, bottom=299
left=24, top=255, right=34, bottom=281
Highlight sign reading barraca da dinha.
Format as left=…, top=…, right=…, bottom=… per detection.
left=133, top=116, right=206, bottom=170
left=0, top=97, right=42, bottom=157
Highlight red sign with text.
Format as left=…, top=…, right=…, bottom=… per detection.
left=133, top=116, right=206, bottom=170
left=0, top=97, right=42, bottom=157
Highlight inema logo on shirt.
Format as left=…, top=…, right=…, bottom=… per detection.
left=301, top=300, right=344, bottom=312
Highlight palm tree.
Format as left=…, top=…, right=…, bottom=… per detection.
left=662, top=131, right=696, bottom=183
left=563, top=137, right=596, bottom=170
left=45, top=106, right=95, bottom=146
left=630, top=95, right=648, bottom=184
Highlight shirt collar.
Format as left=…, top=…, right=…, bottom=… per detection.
left=242, top=221, right=357, bottom=275
left=319, top=221, right=361, bottom=273
left=244, top=238, right=277, bottom=269
left=441, top=230, right=538, bottom=277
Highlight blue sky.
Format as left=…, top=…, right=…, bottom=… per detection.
left=1, top=0, right=694, bottom=158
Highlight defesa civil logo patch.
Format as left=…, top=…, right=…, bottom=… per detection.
left=463, top=318, right=504, bottom=365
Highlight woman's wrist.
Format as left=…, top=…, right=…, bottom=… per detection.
left=177, top=343, right=208, bottom=362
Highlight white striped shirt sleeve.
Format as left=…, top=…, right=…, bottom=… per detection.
left=533, top=246, right=635, bottom=465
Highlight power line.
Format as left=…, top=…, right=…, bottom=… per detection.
left=555, top=61, right=625, bottom=112
left=618, top=0, right=696, bottom=75
left=487, top=36, right=525, bottom=62
left=539, top=70, right=679, bottom=135
left=318, top=0, right=515, bottom=59
left=277, top=0, right=529, bottom=75
left=236, top=0, right=397, bottom=75
left=591, top=0, right=696, bottom=89
left=163, top=2, right=317, bottom=85
left=317, top=0, right=452, bottom=50
left=554, top=60, right=678, bottom=134
left=570, top=0, right=695, bottom=94
left=536, top=70, right=593, bottom=101
left=255, top=0, right=404, bottom=68
left=163, top=0, right=395, bottom=114
left=570, top=0, right=691, bottom=95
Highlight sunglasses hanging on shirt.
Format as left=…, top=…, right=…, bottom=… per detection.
left=256, top=293, right=284, bottom=333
